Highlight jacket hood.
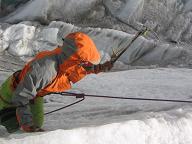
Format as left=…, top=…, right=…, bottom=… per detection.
left=65, top=32, right=101, bottom=65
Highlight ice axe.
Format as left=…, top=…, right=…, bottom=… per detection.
left=110, top=26, right=158, bottom=65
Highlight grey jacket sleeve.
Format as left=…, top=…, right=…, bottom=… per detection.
left=12, top=61, right=58, bottom=129
left=12, top=70, right=40, bottom=128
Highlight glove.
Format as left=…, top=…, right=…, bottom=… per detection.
left=94, top=61, right=113, bottom=73
left=102, top=61, right=113, bottom=71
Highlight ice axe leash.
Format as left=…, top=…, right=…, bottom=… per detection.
left=45, top=92, right=192, bottom=115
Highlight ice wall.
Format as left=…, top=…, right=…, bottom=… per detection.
left=0, top=0, right=30, bottom=18
left=0, top=21, right=191, bottom=68
left=3, top=0, right=98, bottom=24
left=1, top=0, right=192, bottom=68
left=103, top=0, right=144, bottom=23
left=2, top=0, right=192, bottom=42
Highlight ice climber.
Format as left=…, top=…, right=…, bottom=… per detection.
left=0, top=32, right=113, bottom=133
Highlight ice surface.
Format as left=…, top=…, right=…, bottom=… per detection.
left=0, top=68, right=192, bottom=144
left=3, top=0, right=97, bottom=24
left=0, top=26, right=8, bottom=52
left=3, top=24, right=36, bottom=56
left=103, top=0, right=144, bottom=23
left=3, top=0, right=192, bottom=42
left=1, top=0, right=192, bottom=67
left=0, top=0, right=192, bottom=143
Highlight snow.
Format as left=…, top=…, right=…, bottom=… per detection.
left=3, top=24, right=35, bottom=41
left=38, top=28, right=59, bottom=44
left=2, top=115, right=192, bottom=144
left=0, top=27, right=8, bottom=52
left=33, top=27, right=59, bottom=51
left=0, top=68, right=192, bottom=144
left=3, top=24, right=36, bottom=56
left=0, top=0, right=192, bottom=143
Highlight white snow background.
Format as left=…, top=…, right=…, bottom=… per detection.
left=0, top=0, right=192, bottom=144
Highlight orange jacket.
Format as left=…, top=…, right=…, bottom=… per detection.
left=17, top=32, right=101, bottom=97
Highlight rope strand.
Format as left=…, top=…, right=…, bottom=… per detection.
left=45, top=92, right=192, bottom=115
left=60, top=92, right=192, bottom=103
left=44, top=96, right=85, bottom=115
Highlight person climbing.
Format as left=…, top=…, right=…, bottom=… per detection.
left=0, top=32, right=113, bottom=133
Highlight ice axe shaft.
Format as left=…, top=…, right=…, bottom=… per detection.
left=110, top=28, right=148, bottom=64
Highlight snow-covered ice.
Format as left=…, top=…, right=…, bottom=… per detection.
left=3, top=24, right=36, bottom=56
left=2, top=116, right=192, bottom=144
left=0, top=0, right=192, bottom=144
left=0, top=68, right=192, bottom=144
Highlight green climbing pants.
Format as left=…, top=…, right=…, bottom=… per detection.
left=0, top=75, right=44, bottom=133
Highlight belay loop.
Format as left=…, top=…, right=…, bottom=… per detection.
left=45, top=92, right=192, bottom=115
